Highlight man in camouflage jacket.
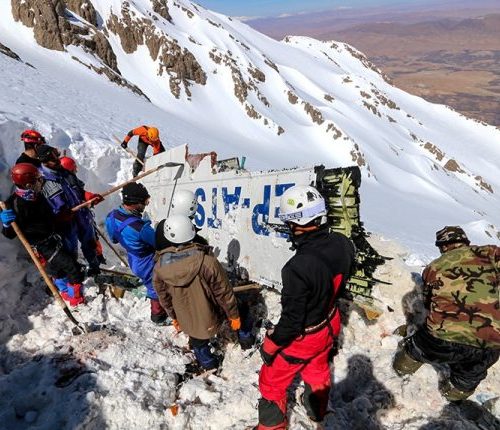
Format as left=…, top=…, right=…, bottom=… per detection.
left=393, top=226, right=499, bottom=401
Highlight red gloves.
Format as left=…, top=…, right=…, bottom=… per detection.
left=84, top=191, right=104, bottom=206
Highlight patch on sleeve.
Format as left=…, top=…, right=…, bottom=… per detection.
left=42, top=180, right=63, bottom=199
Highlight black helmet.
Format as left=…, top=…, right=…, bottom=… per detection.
left=122, top=182, right=150, bottom=205
left=435, top=226, right=470, bottom=247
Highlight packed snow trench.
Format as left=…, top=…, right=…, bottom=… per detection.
left=0, top=76, right=499, bottom=430
left=0, top=204, right=499, bottom=430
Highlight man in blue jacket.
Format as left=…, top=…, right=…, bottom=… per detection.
left=106, top=182, right=167, bottom=324
left=37, top=145, right=103, bottom=276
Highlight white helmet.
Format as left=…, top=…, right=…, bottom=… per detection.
left=163, top=214, right=196, bottom=244
left=279, top=185, right=327, bottom=226
left=170, top=189, right=198, bottom=217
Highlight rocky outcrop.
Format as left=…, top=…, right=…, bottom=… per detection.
left=422, top=142, right=445, bottom=161
left=326, top=123, right=342, bottom=140
left=107, top=3, right=206, bottom=99
left=351, top=143, right=367, bottom=168
left=11, top=0, right=119, bottom=73
left=11, top=0, right=66, bottom=51
left=152, top=0, right=172, bottom=22
left=66, top=0, right=97, bottom=25
left=303, top=102, right=324, bottom=125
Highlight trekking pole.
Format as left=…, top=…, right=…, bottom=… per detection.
left=94, top=226, right=129, bottom=268
left=0, top=202, right=87, bottom=334
left=71, top=161, right=184, bottom=212
left=113, top=135, right=145, bottom=167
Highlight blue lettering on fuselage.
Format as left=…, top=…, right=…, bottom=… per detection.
left=193, top=183, right=295, bottom=236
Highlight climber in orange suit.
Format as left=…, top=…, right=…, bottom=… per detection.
left=121, top=126, right=165, bottom=177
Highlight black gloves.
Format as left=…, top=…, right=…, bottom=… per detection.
left=121, top=141, right=127, bottom=149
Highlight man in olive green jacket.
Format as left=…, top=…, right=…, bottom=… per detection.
left=153, top=214, right=241, bottom=370
left=393, top=226, right=499, bottom=401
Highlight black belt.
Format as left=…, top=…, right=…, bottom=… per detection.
left=278, top=308, right=338, bottom=365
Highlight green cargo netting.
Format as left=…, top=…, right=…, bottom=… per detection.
left=316, top=166, right=388, bottom=318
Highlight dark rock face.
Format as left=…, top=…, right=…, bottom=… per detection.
left=11, top=0, right=66, bottom=51
left=0, top=42, right=22, bottom=62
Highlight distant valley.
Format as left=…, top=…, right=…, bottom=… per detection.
left=249, top=4, right=500, bottom=126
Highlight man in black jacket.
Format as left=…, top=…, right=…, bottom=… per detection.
left=256, top=185, right=355, bottom=429
left=1, top=163, right=85, bottom=306
left=15, top=129, right=46, bottom=167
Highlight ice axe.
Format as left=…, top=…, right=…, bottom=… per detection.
left=71, top=161, right=184, bottom=211
left=113, top=135, right=146, bottom=167
left=0, top=201, right=87, bottom=335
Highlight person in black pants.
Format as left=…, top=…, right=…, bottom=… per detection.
left=1, top=163, right=86, bottom=306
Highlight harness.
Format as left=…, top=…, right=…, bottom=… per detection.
left=278, top=253, right=345, bottom=365
left=33, top=234, right=63, bottom=264
left=109, top=210, right=152, bottom=257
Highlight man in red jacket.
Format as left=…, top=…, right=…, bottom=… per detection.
left=256, top=185, right=355, bottom=429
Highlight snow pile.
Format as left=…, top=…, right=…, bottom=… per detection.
left=0, top=0, right=498, bottom=428
left=0, top=233, right=498, bottom=429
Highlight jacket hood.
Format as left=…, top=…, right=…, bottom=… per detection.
left=156, top=243, right=206, bottom=286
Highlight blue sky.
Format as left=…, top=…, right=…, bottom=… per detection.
left=195, top=0, right=430, bottom=18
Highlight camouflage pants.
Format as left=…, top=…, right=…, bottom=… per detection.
left=405, top=328, right=499, bottom=392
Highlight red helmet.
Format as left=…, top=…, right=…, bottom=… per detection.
left=60, top=156, right=77, bottom=173
left=21, top=129, right=45, bottom=145
left=11, top=163, right=42, bottom=188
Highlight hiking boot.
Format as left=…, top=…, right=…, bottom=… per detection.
left=393, top=324, right=408, bottom=337
left=440, top=380, right=475, bottom=402
left=60, top=291, right=84, bottom=307
left=300, top=383, right=329, bottom=423
left=151, top=313, right=168, bottom=325
left=392, top=344, right=422, bottom=377
left=238, top=330, right=256, bottom=350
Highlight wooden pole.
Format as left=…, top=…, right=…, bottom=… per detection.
left=0, top=201, right=86, bottom=333
left=113, top=135, right=145, bottom=166
left=233, top=283, right=261, bottom=293
left=94, top=226, right=129, bottom=268
left=71, top=161, right=183, bottom=212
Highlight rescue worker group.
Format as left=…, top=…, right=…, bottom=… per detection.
left=1, top=128, right=498, bottom=429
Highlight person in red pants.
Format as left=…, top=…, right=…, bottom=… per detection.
left=256, top=185, right=355, bottom=429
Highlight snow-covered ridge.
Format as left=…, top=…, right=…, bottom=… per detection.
left=0, top=1, right=499, bottom=429
left=1, top=0, right=499, bottom=250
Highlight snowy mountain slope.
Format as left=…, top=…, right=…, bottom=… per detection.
left=1, top=0, right=499, bottom=253
left=0, top=1, right=499, bottom=429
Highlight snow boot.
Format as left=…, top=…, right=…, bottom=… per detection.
left=193, top=343, right=220, bottom=371
left=238, top=329, right=256, bottom=350
left=256, top=398, right=287, bottom=429
left=150, top=298, right=167, bottom=324
left=300, top=383, right=329, bottom=423
left=392, top=343, right=422, bottom=376
left=439, top=380, right=475, bottom=402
